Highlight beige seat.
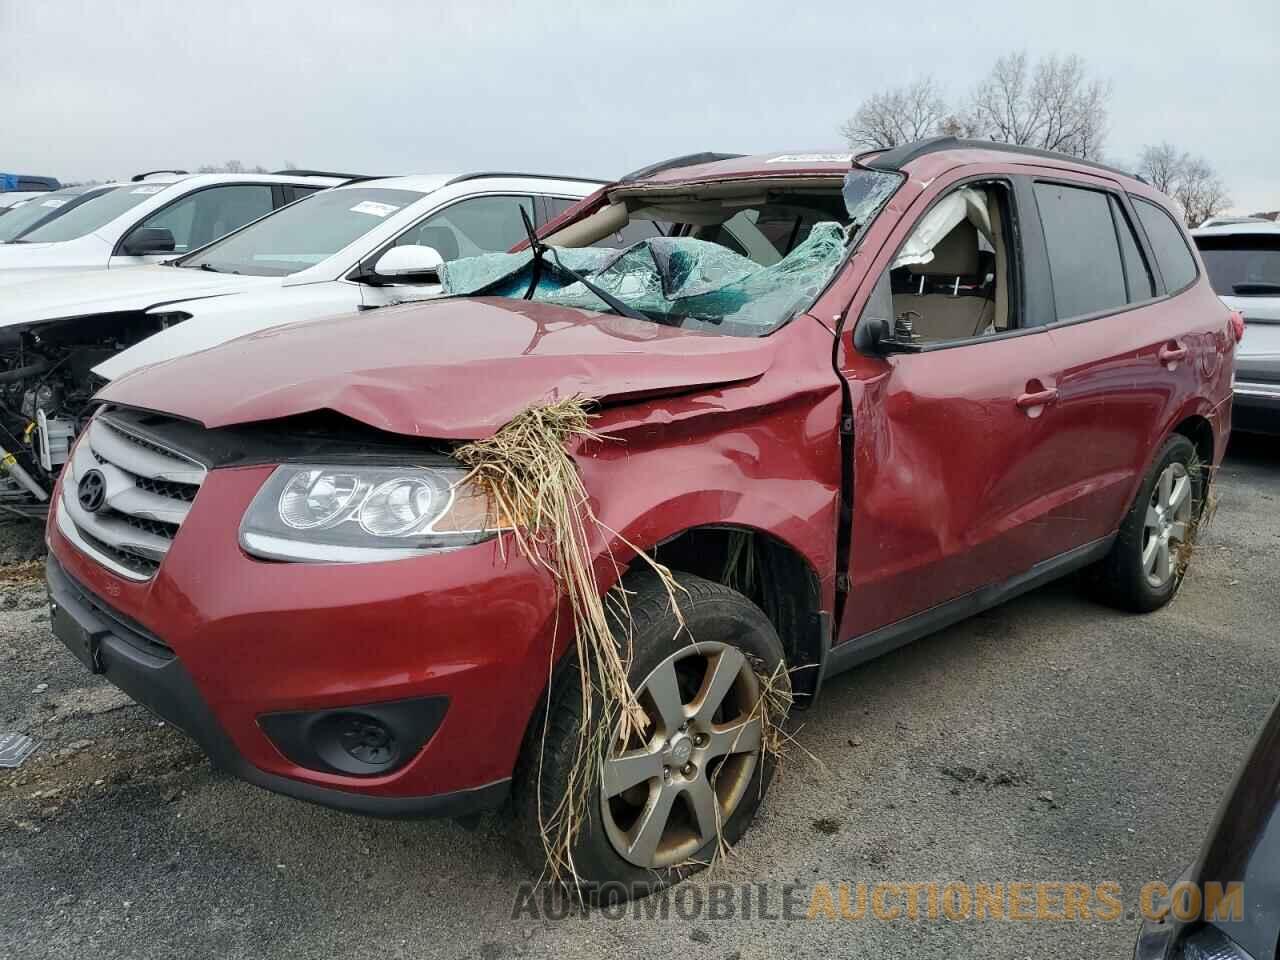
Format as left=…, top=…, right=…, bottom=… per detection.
left=893, top=221, right=993, bottom=342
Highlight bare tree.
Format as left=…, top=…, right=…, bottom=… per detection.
left=1138, top=142, right=1185, bottom=194
left=1174, top=156, right=1232, bottom=227
left=1137, top=143, right=1232, bottom=226
left=964, top=52, right=1110, bottom=158
left=195, top=160, right=271, bottom=174
left=841, top=76, right=948, bottom=150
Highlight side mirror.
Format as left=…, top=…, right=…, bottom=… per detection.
left=368, top=244, right=444, bottom=283
left=854, top=316, right=895, bottom=355
left=121, top=226, right=176, bottom=256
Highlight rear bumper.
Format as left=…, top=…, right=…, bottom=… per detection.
left=1233, top=380, right=1280, bottom=434
left=45, top=553, right=510, bottom=818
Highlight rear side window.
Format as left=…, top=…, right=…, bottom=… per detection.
left=1132, top=197, right=1198, bottom=294
left=1194, top=233, right=1280, bottom=297
left=1034, top=182, right=1127, bottom=320
left=1109, top=197, right=1155, bottom=301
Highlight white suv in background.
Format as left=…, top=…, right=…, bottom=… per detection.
left=0, top=169, right=349, bottom=284
left=1192, top=218, right=1280, bottom=433
left=0, top=172, right=608, bottom=511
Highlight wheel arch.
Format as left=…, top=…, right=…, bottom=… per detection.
left=1170, top=412, right=1215, bottom=476
left=643, top=523, right=829, bottom=704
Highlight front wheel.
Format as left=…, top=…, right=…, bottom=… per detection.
left=512, top=571, right=788, bottom=901
left=1090, top=434, right=1205, bottom=612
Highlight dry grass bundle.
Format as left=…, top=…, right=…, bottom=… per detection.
left=693, top=657, right=818, bottom=872
left=452, top=395, right=681, bottom=883
left=1175, top=451, right=1219, bottom=579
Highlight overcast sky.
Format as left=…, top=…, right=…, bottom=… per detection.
left=3, top=0, right=1277, bottom=212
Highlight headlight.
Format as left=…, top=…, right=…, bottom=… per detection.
left=239, top=463, right=504, bottom=562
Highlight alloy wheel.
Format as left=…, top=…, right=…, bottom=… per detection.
left=1142, top=462, right=1194, bottom=589
left=600, top=641, right=763, bottom=869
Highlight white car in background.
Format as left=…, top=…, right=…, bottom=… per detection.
left=0, top=172, right=612, bottom=511
left=1192, top=218, right=1280, bottom=434
left=0, top=169, right=349, bottom=284
left=0, top=174, right=61, bottom=216
left=0, top=183, right=139, bottom=243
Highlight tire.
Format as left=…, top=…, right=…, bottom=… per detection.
left=511, top=570, right=787, bottom=902
left=1089, top=434, right=1205, bottom=613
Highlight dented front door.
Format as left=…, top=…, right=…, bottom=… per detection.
left=838, top=330, right=1062, bottom=638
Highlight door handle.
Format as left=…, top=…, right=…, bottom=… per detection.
left=1016, top=387, right=1058, bottom=410
left=1158, top=342, right=1187, bottom=365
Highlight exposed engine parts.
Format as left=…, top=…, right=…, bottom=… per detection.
left=0, top=311, right=178, bottom=514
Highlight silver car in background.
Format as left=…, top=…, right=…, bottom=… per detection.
left=1193, top=218, right=1280, bottom=434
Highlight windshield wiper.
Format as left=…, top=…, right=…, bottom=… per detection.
left=517, top=207, right=649, bottom=322
left=195, top=263, right=220, bottom=272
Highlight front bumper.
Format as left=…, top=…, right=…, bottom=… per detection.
left=46, top=464, right=565, bottom=817
left=46, top=554, right=509, bottom=817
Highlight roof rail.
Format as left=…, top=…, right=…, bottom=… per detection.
left=131, top=169, right=188, bottom=182
left=271, top=169, right=374, bottom=180
left=619, top=152, right=745, bottom=183
left=862, top=137, right=1141, bottom=181
left=443, top=171, right=608, bottom=187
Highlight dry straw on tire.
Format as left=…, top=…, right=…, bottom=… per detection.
left=453, top=395, right=681, bottom=884
left=454, top=395, right=802, bottom=887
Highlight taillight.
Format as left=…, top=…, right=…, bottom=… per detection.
left=1229, top=309, right=1245, bottom=343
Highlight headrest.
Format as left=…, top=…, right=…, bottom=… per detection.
left=908, top=221, right=979, bottom=276
left=413, top=226, right=460, bottom=262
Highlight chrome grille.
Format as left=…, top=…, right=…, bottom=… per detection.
left=56, top=413, right=206, bottom=581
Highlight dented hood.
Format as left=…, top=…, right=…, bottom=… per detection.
left=97, top=297, right=779, bottom=439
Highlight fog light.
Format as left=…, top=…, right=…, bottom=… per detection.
left=258, top=696, right=448, bottom=778
left=332, top=714, right=396, bottom=767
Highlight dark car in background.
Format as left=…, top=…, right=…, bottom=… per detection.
left=1136, top=696, right=1280, bottom=959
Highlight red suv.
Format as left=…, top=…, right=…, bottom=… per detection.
left=45, top=139, right=1236, bottom=897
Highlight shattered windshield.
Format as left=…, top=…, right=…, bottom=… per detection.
left=440, top=168, right=902, bottom=336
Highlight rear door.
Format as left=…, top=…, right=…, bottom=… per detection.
left=1027, top=175, right=1204, bottom=552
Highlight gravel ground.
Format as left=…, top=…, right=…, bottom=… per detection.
left=2, top=435, right=1277, bottom=960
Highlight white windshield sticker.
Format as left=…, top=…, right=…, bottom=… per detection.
left=767, top=153, right=853, bottom=164
left=40, top=198, right=69, bottom=207
left=350, top=200, right=400, bottom=218
left=130, top=186, right=164, bottom=195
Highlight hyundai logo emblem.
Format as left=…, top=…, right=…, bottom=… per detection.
left=77, top=469, right=107, bottom=513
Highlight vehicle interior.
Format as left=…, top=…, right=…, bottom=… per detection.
left=426, top=176, right=859, bottom=334
left=544, top=177, right=850, bottom=266
left=879, top=181, right=1013, bottom=343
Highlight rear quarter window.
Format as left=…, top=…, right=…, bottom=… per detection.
left=1131, top=197, right=1199, bottom=294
